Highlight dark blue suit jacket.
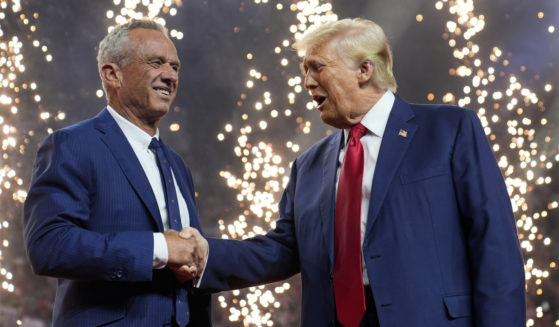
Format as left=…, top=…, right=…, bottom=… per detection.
left=24, top=109, right=211, bottom=326
left=200, top=97, right=525, bottom=326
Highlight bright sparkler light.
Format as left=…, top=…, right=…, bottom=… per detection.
left=106, top=0, right=184, bottom=40
left=0, top=0, right=57, bottom=302
left=215, top=1, right=337, bottom=325
left=435, top=0, right=557, bottom=324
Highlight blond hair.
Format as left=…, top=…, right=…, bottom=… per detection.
left=294, top=18, right=397, bottom=92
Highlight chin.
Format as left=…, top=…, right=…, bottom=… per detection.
left=152, top=104, right=171, bottom=114
left=320, top=113, right=343, bottom=129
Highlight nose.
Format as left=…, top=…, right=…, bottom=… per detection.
left=304, top=71, right=317, bottom=89
left=161, top=64, right=178, bottom=84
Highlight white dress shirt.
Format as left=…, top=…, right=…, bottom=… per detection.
left=337, top=91, right=395, bottom=285
left=107, top=105, right=191, bottom=269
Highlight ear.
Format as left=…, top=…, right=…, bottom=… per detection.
left=100, top=63, right=121, bottom=89
left=357, top=60, right=374, bottom=84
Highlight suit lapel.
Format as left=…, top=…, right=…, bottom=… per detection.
left=366, top=97, right=417, bottom=235
left=93, top=109, right=165, bottom=232
left=319, top=131, right=343, bottom=269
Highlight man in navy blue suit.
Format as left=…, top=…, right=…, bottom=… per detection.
left=193, top=18, right=526, bottom=326
left=24, top=19, right=210, bottom=326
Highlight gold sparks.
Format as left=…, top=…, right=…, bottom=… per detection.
left=435, top=0, right=556, bottom=323
left=0, top=0, right=57, bottom=296
left=215, top=1, right=337, bottom=325
left=105, top=0, right=184, bottom=39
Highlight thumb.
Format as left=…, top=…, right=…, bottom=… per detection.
left=179, top=227, right=193, bottom=239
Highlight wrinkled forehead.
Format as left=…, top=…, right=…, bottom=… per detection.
left=130, top=29, right=179, bottom=58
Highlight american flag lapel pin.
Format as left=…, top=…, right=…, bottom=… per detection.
left=398, top=129, right=408, bottom=138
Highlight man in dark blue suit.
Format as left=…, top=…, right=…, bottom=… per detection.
left=194, top=18, right=525, bottom=326
left=23, top=19, right=210, bottom=326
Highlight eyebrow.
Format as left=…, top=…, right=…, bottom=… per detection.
left=302, top=56, right=326, bottom=71
left=147, top=55, right=181, bottom=67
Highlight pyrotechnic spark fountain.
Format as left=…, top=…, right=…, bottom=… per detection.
left=215, top=1, right=337, bottom=325
left=430, top=1, right=557, bottom=324
left=0, top=0, right=56, bottom=302
left=104, top=0, right=184, bottom=38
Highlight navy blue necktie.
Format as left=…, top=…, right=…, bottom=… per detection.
left=149, top=137, right=189, bottom=327
left=149, top=137, right=183, bottom=231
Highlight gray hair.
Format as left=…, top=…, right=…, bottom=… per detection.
left=97, top=19, right=168, bottom=70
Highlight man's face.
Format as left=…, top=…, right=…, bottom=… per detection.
left=302, top=39, right=363, bottom=129
left=116, top=28, right=180, bottom=126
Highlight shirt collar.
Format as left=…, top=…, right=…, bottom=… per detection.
left=106, top=105, right=159, bottom=150
left=343, top=90, right=395, bottom=144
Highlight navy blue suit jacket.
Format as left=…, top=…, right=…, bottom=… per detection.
left=200, top=97, right=525, bottom=326
left=24, top=109, right=211, bottom=326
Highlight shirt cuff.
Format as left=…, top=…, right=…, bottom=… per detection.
left=153, top=232, right=168, bottom=269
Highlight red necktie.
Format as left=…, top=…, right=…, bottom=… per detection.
left=334, top=123, right=367, bottom=327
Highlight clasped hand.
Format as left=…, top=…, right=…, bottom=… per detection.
left=164, top=227, right=208, bottom=283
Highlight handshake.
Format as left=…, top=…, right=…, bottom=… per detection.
left=164, top=227, right=208, bottom=283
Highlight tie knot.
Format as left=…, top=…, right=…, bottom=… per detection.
left=149, top=137, right=161, bottom=151
left=350, top=123, right=367, bottom=140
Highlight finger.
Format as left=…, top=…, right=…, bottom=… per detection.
left=179, top=227, right=204, bottom=245
left=189, top=228, right=201, bottom=237
left=179, top=230, right=192, bottom=239
left=173, top=265, right=195, bottom=277
left=178, top=264, right=197, bottom=274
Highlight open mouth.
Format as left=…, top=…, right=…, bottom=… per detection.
left=312, top=95, right=327, bottom=109
left=154, top=87, right=171, bottom=96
